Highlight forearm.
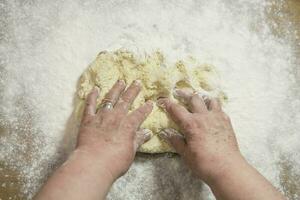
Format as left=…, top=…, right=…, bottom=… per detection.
left=206, top=155, right=285, bottom=200
left=34, top=149, right=115, bottom=200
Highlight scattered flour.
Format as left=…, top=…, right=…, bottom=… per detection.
left=0, top=0, right=299, bottom=199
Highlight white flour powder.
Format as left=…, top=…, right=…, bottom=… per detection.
left=0, top=0, right=299, bottom=199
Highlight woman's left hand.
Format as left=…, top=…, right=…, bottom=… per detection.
left=77, top=79, right=153, bottom=180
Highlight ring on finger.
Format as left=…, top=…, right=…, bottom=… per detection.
left=100, top=100, right=114, bottom=110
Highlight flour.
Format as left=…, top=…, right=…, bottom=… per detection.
left=0, top=0, right=299, bottom=199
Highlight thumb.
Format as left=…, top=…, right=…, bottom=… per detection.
left=159, top=128, right=186, bottom=155
left=134, top=129, right=152, bottom=152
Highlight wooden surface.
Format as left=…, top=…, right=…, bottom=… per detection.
left=0, top=0, right=299, bottom=200
left=287, top=0, right=300, bottom=54
left=275, top=0, right=300, bottom=59
left=276, top=1, right=300, bottom=199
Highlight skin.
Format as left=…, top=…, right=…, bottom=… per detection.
left=35, top=81, right=286, bottom=200
left=158, top=89, right=285, bottom=200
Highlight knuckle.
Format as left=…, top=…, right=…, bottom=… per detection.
left=182, top=119, right=198, bottom=131
left=85, top=101, right=92, bottom=107
left=86, top=92, right=93, bottom=99
left=130, top=83, right=141, bottom=91
left=123, top=121, right=134, bottom=130
left=169, top=103, right=179, bottom=113
left=169, top=103, right=176, bottom=110
left=87, top=92, right=96, bottom=100
left=135, top=108, right=146, bottom=118
left=116, top=101, right=129, bottom=111
left=120, top=96, right=131, bottom=104
left=83, top=110, right=91, bottom=117
left=103, top=115, right=117, bottom=125
left=81, top=116, right=94, bottom=126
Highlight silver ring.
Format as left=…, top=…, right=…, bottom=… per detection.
left=100, top=102, right=113, bottom=110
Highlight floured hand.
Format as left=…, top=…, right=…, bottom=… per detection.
left=157, top=89, right=240, bottom=182
left=158, top=89, right=285, bottom=200
left=77, top=80, right=153, bottom=179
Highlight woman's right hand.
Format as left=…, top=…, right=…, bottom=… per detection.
left=157, top=89, right=243, bottom=183
left=158, top=89, right=286, bottom=200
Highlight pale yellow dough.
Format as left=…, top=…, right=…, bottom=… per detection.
left=75, top=50, right=226, bottom=153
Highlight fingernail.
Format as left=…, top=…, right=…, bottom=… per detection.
left=143, top=129, right=152, bottom=140
left=156, top=98, right=167, bottom=109
left=118, top=79, right=125, bottom=85
left=164, top=128, right=182, bottom=137
left=93, top=86, right=100, bottom=95
left=193, top=91, right=202, bottom=98
left=133, top=79, right=141, bottom=86
left=173, top=89, right=187, bottom=101
left=195, top=91, right=210, bottom=104
left=172, top=89, right=180, bottom=97
left=203, top=94, right=210, bottom=101
left=158, top=130, right=169, bottom=140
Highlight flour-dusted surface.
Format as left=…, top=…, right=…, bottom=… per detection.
left=0, top=0, right=299, bottom=199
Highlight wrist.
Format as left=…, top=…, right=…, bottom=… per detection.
left=71, top=147, right=118, bottom=182
left=36, top=148, right=117, bottom=200
left=74, top=146, right=124, bottom=181
left=204, top=153, right=248, bottom=186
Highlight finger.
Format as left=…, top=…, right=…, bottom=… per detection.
left=190, top=94, right=208, bottom=113
left=174, top=89, right=208, bottom=113
left=98, top=80, right=126, bottom=113
left=126, top=101, right=153, bottom=130
left=173, top=88, right=194, bottom=104
left=114, top=80, right=142, bottom=112
left=83, top=87, right=99, bottom=117
left=209, top=98, right=222, bottom=111
left=133, top=129, right=152, bottom=152
left=157, top=98, right=191, bottom=124
left=159, top=128, right=186, bottom=155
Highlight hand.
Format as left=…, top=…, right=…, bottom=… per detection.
left=77, top=80, right=153, bottom=180
left=36, top=87, right=285, bottom=200
left=157, top=89, right=242, bottom=183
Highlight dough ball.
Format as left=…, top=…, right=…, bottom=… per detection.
left=75, top=50, right=226, bottom=153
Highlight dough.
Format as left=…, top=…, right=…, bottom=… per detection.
left=75, top=50, right=226, bottom=153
